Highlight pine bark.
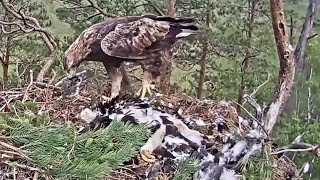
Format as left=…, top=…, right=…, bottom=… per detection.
left=263, top=0, right=295, bottom=134
left=197, top=2, right=210, bottom=99
left=159, top=0, right=176, bottom=95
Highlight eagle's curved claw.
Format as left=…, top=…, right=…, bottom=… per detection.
left=140, top=149, right=156, bottom=163
left=101, top=95, right=112, bottom=103
left=136, top=84, right=155, bottom=99
left=101, top=93, right=118, bottom=103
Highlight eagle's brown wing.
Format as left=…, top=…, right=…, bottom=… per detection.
left=100, top=17, right=174, bottom=60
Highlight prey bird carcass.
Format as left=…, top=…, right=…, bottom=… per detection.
left=77, top=94, right=282, bottom=180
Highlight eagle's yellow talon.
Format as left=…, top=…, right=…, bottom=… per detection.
left=101, top=95, right=115, bottom=104
left=207, top=135, right=215, bottom=140
left=136, top=84, right=155, bottom=99
left=140, top=150, right=156, bottom=162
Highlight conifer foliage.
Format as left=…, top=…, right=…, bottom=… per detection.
left=8, top=119, right=150, bottom=179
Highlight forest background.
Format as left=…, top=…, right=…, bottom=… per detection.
left=0, top=0, right=320, bottom=179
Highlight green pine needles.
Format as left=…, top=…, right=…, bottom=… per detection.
left=9, top=119, right=150, bottom=179
left=172, top=158, right=201, bottom=180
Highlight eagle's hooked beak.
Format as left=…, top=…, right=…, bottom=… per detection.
left=63, top=57, right=77, bottom=79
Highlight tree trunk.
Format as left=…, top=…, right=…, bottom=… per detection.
left=197, top=41, right=208, bottom=99
left=237, top=0, right=257, bottom=113
left=159, top=0, right=176, bottom=95
left=197, top=2, right=210, bottom=99
left=166, top=0, right=176, bottom=17
left=263, top=0, right=295, bottom=134
left=2, top=63, right=8, bottom=90
left=36, top=33, right=58, bottom=82
left=294, top=0, right=318, bottom=69
left=281, top=0, right=318, bottom=115
left=1, top=36, right=11, bottom=90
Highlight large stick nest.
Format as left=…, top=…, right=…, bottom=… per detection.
left=0, top=73, right=302, bottom=180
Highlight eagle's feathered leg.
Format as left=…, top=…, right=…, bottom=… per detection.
left=102, top=63, right=123, bottom=102
left=136, top=71, right=156, bottom=99
left=119, top=63, right=133, bottom=93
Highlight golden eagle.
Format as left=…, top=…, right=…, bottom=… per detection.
left=64, top=14, right=199, bottom=100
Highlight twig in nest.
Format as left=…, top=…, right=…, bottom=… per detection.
left=243, top=95, right=263, bottom=122
left=0, top=149, right=22, bottom=157
left=22, top=69, right=34, bottom=103
left=0, top=141, right=29, bottom=160
left=3, top=160, right=41, bottom=172
left=0, top=96, right=12, bottom=112
left=33, top=171, right=39, bottom=180
left=232, top=100, right=269, bottom=138
left=33, top=82, right=61, bottom=91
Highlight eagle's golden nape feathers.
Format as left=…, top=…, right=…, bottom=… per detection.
left=136, top=71, right=156, bottom=99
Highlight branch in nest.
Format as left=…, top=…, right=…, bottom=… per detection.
left=22, top=69, right=34, bottom=103
left=3, top=160, right=41, bottom=172
left=232, top=100, right=269, bottom=139
left=272, top=142, right=319, bottom=156
left=33, top=82, right=61, bottom=91
left=0, top=141, right=28, bottom=159
left=243, top=95, right=263, bottom=122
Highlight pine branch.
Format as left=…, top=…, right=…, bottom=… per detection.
left=9, top=120, right=150, bottom=179
left=172, top=158, right=201, bottom=180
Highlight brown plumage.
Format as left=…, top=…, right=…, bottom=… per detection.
left=64, top=14, right=199, bottom=99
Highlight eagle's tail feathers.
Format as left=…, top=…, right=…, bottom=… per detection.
left=175, top=24, right=200, bottom=38
left=176, top=28, right=199, bottom=38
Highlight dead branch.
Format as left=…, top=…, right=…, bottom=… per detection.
left=272, top=143, right=319, bottom=155
left=308, top=33, right=318, bottom=40
left=294, top=0, right=318, bottom=69
left=86, top=0, right=117, bottom=17
left=0, top=0, right=58, bottom=82
left=249, top=72, right=271, bottom=98
left=263, top=0, right=295, bottom=134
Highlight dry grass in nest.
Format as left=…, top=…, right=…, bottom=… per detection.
left=273, top=155, right=300, bottom=180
